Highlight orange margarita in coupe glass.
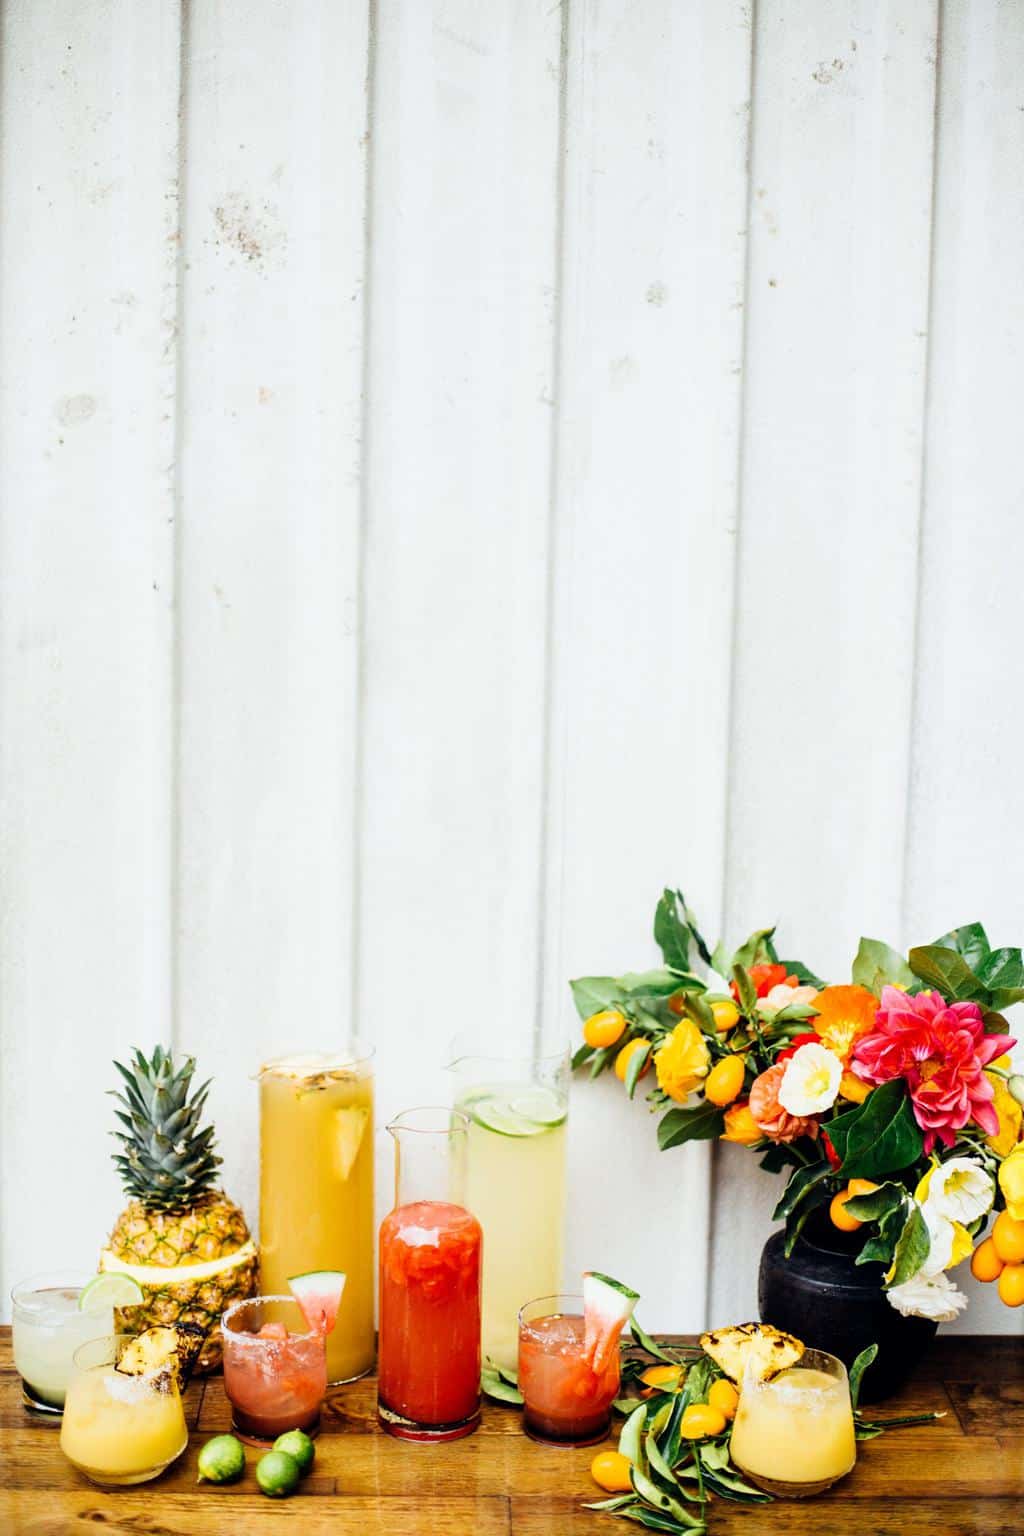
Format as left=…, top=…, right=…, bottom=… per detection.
left=258, top=1047, right=374, bottom=1383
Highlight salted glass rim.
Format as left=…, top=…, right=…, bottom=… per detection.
left=742, top=1346, right=850, bottom=1394
left=386, top=1105, right=470, bottom=1137
left=11, top=1270, right=93, bottom=1320
left=256, top=1041, right=375, bottom=1078
left=220, top=1293, right=324, bottom=1346
left=518, top=1292, right=585, bottom=1339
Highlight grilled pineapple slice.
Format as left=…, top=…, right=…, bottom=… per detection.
left=115, top=1323, right=205, bottom=1387
left=699, top=1322, right=804, bottom=1385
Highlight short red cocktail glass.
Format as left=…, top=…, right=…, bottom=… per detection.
left=378, top=1107, right=482, bottom=1442
left=221, top=1295, right=327, bottom=1445
left=518, top=1294, right=620, bottom=1446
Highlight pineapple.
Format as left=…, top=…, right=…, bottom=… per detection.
left=99, top=1046, right=257, bottom=1372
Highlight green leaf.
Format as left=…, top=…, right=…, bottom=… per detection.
left=625, top=1040, right=653, bottom=1099
left=654, top=891, right=695, bottom=973
left=657, top=1102, right=726, bottom=1151
left=623, top=1507, right=706, bottom=1534
left=646, top=1431, right=685, bottom=1491
left=907, top=945, right=987, bottom=1002
left=986, top=989, right=1024, bottom=1014
left=932, top=922, right=991, bottom=970
left=827, top=1080, right=924, bottom=1178
left=570, top=975, right=627, bottom=1020
left=843, top=1181, right=908, bottom=1223
left=772, top=1161, right=833, bottom=1221
left=619, top=1402, right=648, bottom=1463
left=590, top=1044, right=620, bottom=1079
left=582, top=1494, right=637, bottom=1511
left=851, top=937, right=915, bottom=996
left=696, top=1464, right=772, bottom=1504
left=783, top=1181, right=833, bottom=1257
left=629, top=1469, right=702, bottom=1528
left=856, top=1201, right=907, bottom=1266
left=623, top=969, right=700, bottom=998
left=732, top=964, right=756, bottom=1017
left=571, top=1042, right=594, bottom=1070
left=629, top=1316, right=679, bottom=1365
left=683, top=992, right=715, bottom=1033
left=848, top=1343, right=878, bottom=1410
left=480, top=1367, right=523, bottom=1405
left=887, top=1203, right=930, bottom=1285
left=778, top=959, right=826, bottom=988
left=758, top=1142, right=800, bottom=1173
left=731, top=928, right=777, bottom=971
left=656, top=1391, right=688, bottom=1468
left=771, top=1003, right=819, bottom=1023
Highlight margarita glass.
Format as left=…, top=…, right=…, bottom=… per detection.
left=450, top=1044, right=568, bottom=1372
left=221, top=1295, right=328, bottom=1444
left=378, top=1107, right=482, bottom=1441
left=60, top=1334, right=188, bottom=1486
left=258, top=1046, right=374, bottom=1383
left=11, top=1273, right=114, bottom=1414
left=729, top=1348, right=856, bottom=1497
left=518, top=1293, right=620, bottom=1445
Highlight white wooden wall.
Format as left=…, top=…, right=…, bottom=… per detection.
left=1, top=0, right=1021, bottom=1338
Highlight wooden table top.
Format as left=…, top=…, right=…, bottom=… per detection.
left=2, top=1328, right=1022, bottom=1535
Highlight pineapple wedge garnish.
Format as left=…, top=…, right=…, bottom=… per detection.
left=699, top=1322, right=804, bottom=1385
left=115, top=1324, right=205, bottom=1388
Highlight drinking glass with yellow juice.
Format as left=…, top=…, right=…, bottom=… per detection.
left=450, top=1045, right=568, bottom=1373
left=60, top=1335, right=188, bottom=1486
left=258, top=1049, right=375, bottom=1383
left=729, top=1349, right=856, bottom=1497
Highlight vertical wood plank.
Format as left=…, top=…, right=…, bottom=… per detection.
left=711, top=0, right=940, bottom=1324
left=0, top=0, right=182, bottom=1307
left=905, top=0, right=1024, bottom=1336
left=174, top=1, right=370, bottom=1224
left=356, top=0, right=563, bottom=1148
left=544, top=0, right=753, bottom=1329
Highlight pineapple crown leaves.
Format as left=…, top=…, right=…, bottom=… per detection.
left=109, top=1045, right=224, bottom=1212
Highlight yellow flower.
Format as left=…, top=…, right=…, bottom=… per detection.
left=720, top=1101, right=763, bottom=1145
left=839, top=1070, right=872, bottom=1104
left=654, top=1020, right=710, bottom=1103
left=999, top=1144, right=1024, bottom=1222
left=987, top=1072, right=1023, bottom=1157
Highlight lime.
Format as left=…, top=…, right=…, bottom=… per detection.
left=256, top=1449, right=301, bottom=1498
left=273, top=1429, right=315, bottom=1475
left=77, top=1273, right=145, bottom=1314
left=197, top=1434, right=245, bottom=1485
left=508, top=1088, right=567, bottom=1127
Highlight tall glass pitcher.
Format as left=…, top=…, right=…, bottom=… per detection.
left=449, top=1044, right=569, bottom=1372
left=378, top=1107, right=482, bottom=1442
left=258, top=1048, right=375, bottom=1383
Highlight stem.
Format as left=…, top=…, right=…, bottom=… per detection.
left=857, top=1411, right=943, bottom=1430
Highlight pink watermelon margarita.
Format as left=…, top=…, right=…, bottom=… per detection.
left=221, top=1273, right=344, bottom=1444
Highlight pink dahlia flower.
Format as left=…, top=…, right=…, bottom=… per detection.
left=851, top=985, right=1016, bottom=1152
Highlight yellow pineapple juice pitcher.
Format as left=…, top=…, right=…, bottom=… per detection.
left=258, top=1048, right=375, bottom=1382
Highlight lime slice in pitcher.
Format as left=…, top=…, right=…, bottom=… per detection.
left=470, top=1087, right=566, bottom=1136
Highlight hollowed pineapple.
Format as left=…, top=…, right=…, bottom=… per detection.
left=99, top=1046, right=257, bottom=1372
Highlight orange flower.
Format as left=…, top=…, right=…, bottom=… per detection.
left=812, top=985, right=878, bottom=1065
left=721, top=1101, right=763, bottom=1145
left=749, top=1064, right=820, bottom=1144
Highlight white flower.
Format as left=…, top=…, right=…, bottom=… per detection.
left=923, top=1157, right=995, bottom=1226
left=778, top=1042, right=843, bottom=1116
left=756, top=983, right=819, bottom=1018
left=886, top=1269, right=968, bottom=1323
left=919, top=1207, right=972, bottom=1276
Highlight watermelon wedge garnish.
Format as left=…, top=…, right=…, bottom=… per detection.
left=288, top=1271, right=346, bottom=1336
left=583, top=1271, right=639, bottom=1374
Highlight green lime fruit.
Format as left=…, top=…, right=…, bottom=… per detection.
left=256, top=1449, right=301, bottom=1498
left=197, top=1434, right=246, bottom=1485
left=273, top=1429, right=315, bottom=1475
left=77, top=1272, right=145, bottom=1314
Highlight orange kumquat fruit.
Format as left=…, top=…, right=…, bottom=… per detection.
left=971, top=1236, right=1004, bottom=1283
left=679, top=1403, right=727, bottom=1440
left=589, top=1451, right=633, bottom=1492
left=997, top=1262, right=1024, bottom=1308
left=707, top=1379, right=740, bottom=1421
left=583, top=1009, right=628, bottom=1049
left=704, top=1055, right=746, bottom=1107
left=614, top=1038, right=650, bottom=1084
left=992, top=1210, right=1024, bottom=1266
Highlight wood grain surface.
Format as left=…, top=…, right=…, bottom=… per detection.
left=2, top=1330, right=1020, bottom=1535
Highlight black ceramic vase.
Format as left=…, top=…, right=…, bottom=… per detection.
left=758, top=1209, right=938, bottom=1402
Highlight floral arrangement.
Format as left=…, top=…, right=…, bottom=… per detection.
left=571, top=889, right=1024, bottom=1323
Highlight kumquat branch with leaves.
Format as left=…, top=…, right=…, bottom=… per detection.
left=572, top=890, right=1024, bottom=1324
